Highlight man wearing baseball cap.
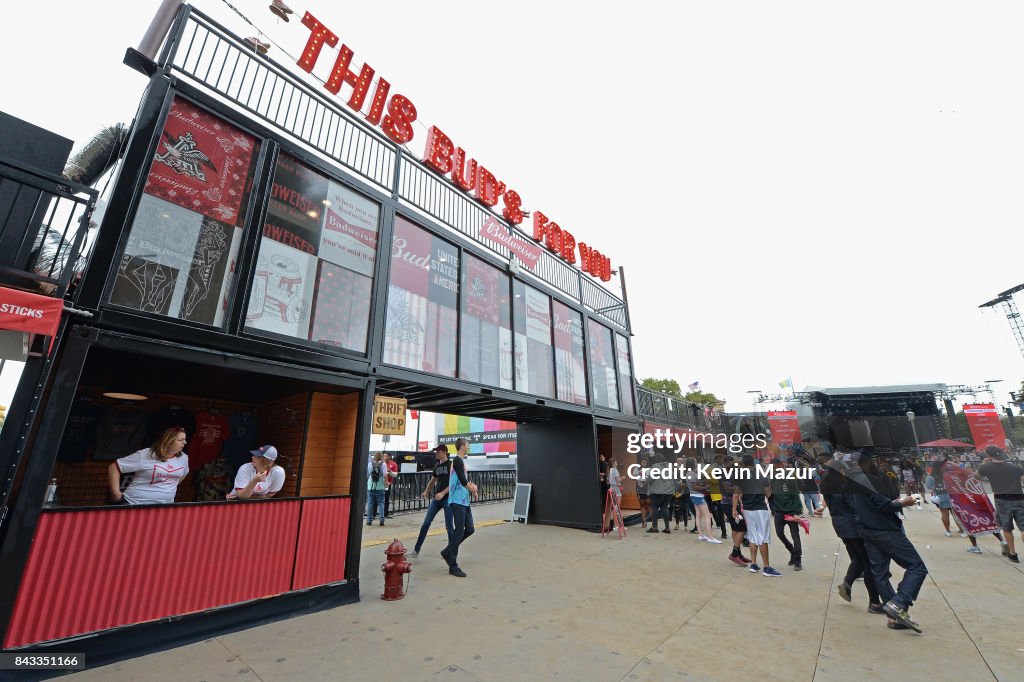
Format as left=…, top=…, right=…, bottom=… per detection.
left=409, top=444, right=455, bottom=558
left=979, top=446, right=1024, bottom=563
left=226, top=444, right=286, bottom=500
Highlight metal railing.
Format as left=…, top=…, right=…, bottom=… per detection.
left=385, top=470, right=517, bottom=515
left=635, top=385, right=703, bottom=430
left=0, top=160, right=97, bottom=299
left=158, top=6, right=630, bottom=333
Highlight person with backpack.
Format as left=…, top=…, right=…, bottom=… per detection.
left=366, top=451, right=387, bottom=526
left=441, top=438, right=478, bottom=577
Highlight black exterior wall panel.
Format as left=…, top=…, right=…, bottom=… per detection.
left=518, top=416, right=600, bottom=529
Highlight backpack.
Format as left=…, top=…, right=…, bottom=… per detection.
left=370, top=462, right=381, bottom=483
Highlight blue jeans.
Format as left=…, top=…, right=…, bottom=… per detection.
left=414, top=497, right=453, bottom=553
left=803, top=493, right=820, bottom=514
left=444, top=503, right=475, bottom=569
left=366, top=489, right=384, bottom=524
left=859, top=526, right=928, bottom=610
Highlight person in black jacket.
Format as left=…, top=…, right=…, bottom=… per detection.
left=819, top=450, right=882, bottom=613
left=851, top=451, right=927, bottom=633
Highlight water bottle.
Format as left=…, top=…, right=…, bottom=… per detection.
left=45, top=478, right=58, bottom=505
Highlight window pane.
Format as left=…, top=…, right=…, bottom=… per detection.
left=110, top=97, right=259, bottom=326
left=588, top=319, right=619, bottom=410
left=460, top=254, right=512, bottom=388
left=383, top=217, right=458, bottom=377
left=553, top=300, right=587, bottom=405
left=616, top=333, right=635, bottom=415
left=245, top=152, right=378, bottom=353
left=513, top=280, right=554, bottom=398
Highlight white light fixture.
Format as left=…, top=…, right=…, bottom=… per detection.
left=103, top=392, right=149, bottom=401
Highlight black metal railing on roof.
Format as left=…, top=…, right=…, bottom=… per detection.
left=0, top=160, right=97, bottom=300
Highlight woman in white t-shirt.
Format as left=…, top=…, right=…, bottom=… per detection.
left=227, top=444, right=285, bottom=500
left=109, top=426, right=190, bottom=505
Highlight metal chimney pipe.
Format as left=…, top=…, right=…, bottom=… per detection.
left=137, top=0, right=185, bottom=60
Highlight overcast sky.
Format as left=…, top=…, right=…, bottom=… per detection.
left=2, top=0, right=1022, bottom=412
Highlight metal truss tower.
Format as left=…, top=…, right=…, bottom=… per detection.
left=979, top=283, right=1024, bottom=360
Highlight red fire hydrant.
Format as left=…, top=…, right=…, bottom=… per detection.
left=381, top=538, right=412, bottom=601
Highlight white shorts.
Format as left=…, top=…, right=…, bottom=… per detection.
left=744, top=509, right=772, bottom=545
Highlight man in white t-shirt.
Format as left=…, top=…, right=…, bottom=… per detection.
left=227, top=444, right=285, bottom=500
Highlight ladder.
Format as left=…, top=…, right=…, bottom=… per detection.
left=601, top=488, right=626, bottom=540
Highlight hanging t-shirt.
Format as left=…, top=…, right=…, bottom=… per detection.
left=146, top=405, right=196, bottom=443
left=197, top=457, right=233, bottom=501
left=94, top=406, right=149, bottom=460
left=226, top=462, right=285, bottom=499
left=221, top=412, right=261, bottom=471
left=117, top=449, right=189, bottom=504
left=190, top=411, right=231, bottom=471
left=57, top=398, right=103, bottom=462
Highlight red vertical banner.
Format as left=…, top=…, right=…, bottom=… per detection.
left=767, top=411, right=801, bottom=445
left=963, top=403, right=1007, bottom=451
left=943, top=467, right=1000, bottom=536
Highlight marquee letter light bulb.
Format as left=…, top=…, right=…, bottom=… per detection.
left=545, top=222, right=563, bottom=254
left=578, top=242, right=592, bottom=272
left=452, top=148, right=478, bottom=192
left=364, top=77, right=391, bottom=126
left=560, top=230, right=577, bottom=264
left=501, top=189, right=524, bottom=224
left=532, top=211, right=549, bottom=242
left=297, top=12, right=339, bottom=72
left=423, top=126, right=455, bottom=174
left=325, top=45, right=375, bottom=110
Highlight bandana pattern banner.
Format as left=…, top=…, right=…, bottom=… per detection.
left=943, top=466, right=1000, bottom=536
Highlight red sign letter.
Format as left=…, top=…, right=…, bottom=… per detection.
left=560, top=230, right=576, bottom=264
left=532, top=212, right=549, bottom=242
left=423, top=126, right=455, bottom=174
left=325, top=45, right=375, bottom=110
left=475, top=167, right=506, bottom=207
left=578, top=242, right=591, bottom=271
left=381, top=95, right=417, bottom=144
left=501, top=189, right=524, bottom=225
left=545, top=222, right=563, bottom=254
left=452, top=148, right=478, bottom=192
left=364, top=78, right=391, bottom=126
left=298, top=13, right=338, bottom=72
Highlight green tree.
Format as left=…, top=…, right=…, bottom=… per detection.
left=641, top=378, right=682, bottom=396
left=685, top=391, right=723, bottom=407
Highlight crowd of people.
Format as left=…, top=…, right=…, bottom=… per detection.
left=614, top=444, right=1024, bottom=634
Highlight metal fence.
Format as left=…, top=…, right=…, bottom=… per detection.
left=0, top=160, right=97, bottom=298
left=635, top=385, right=703, bottom=430
left=385, top=470, right=517, bottom=515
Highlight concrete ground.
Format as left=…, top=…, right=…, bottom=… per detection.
left=69, top=501, right=1023, bottom=681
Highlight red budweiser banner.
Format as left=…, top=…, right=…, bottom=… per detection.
left=767, top=411, right=801, bottom=445
left=0, top=287, right=63, bottom=338
left=943, top=466, right=1000, bottom=536
left=963, top=403, right=1007, bottom=451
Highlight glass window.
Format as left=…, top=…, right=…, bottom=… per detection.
left=615, top=333, right=635, bottom=415
left=587, top=319, right=619, bottom=410
left=513, top=280, right=554, bottom=398
left=383, top=216, right=458, bottom=376
left=460, top=254, right=512, bottom=388
left=110, top=97, right=259, bottom=326
left=244, top=152, right=379, bottom=353
left=553, top=300, right=587, bottom=405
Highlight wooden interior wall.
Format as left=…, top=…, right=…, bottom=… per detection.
left=254, top=393, right=311, bottom=499
left=51, top=389, right=252, bottom=507
left=299, top=392, right=359, bottom=497
left=598, top=428, right=639, bottom=510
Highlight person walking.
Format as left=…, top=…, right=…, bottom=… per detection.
left=441, top=438, right=478, bottom=577
left=383, top=452, right=399, bottom=518
left=605, top=457, right=623, bottom=532
left=797, top=457, right=824, bottom=517
left=707, top=454, right=729, bottom=540
left=366, top=451, right=387, bottom=526
left=733, top=454, right=780, bottom=576
left=637, top=455, right=652, bottom=529
left=924, top=456, right=961, bottom=537
left=722, top=455, right=751, bottom=566
left=409, top=444, right=454, bottom=559
left=850, top=451, right=928, bottom=632
left=819, top=450, right=883, bottom=614
left=687, top=457, right=720, bottom=543
left=977, top=446, right=1022, bottom=562
left=770, top=457, right=804, bottom=571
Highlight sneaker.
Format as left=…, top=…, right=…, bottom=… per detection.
left=662, top=529, right=671, bottom=534
left=787, top=558, right=795, bottom=566
left=729, top=554, right=747, bottom=566
left=748, top=563, right=761, bottom=573
left=379, top=520, right=384, bottom=526
left=742, top=539, right=750, bottom=548
left=244, top=37, right=270, bottom=55
left=707, top=537, right=723, bottom=544
left=449, top=567, right=467, bottom=578
left=967, top=546, right=982, bottom=554
left=698, top=535, right=708, bottom=542
left=868, top=603, right=885, bottom=614
left=793, top=563, right=802, bottom=571
left=689, top=528, right=699, bottom=534
left=838, top=582, right=852, bottom=602
left=366, top=521, right=373, bottom=526
left=646, top=528, right=659, bottom=534
left=739, top=555, right=752, bottom=564
left=886, top=620, right=909, bottom=630
left=762, top=566, right=782, bottom=577
left=1001, top=543, right=1010, bottom=557
left=944, top=531, right=952, bottom=537
left=440, top=548, right=451, bottom=564
left=959, top=532, right=967, bottom=538
left=269, top=0, right=294, bottom=21
left=721, top=532, right=728, bottom=539
left=408, top=550, right=418, bottom=559
left=1008, top=554, right=1020, bottom=563
left=882, top=601, right=921, bottom=633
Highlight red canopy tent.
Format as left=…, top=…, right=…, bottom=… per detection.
left=918, top=438, right=975, bottom=448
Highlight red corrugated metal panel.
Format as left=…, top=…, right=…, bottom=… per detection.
left=5, top=502, right=301, bottom=648
left=291, top=497, right=350, bottom=590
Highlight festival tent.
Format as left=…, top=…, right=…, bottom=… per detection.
left=918, top=438, right=975, bottom=448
